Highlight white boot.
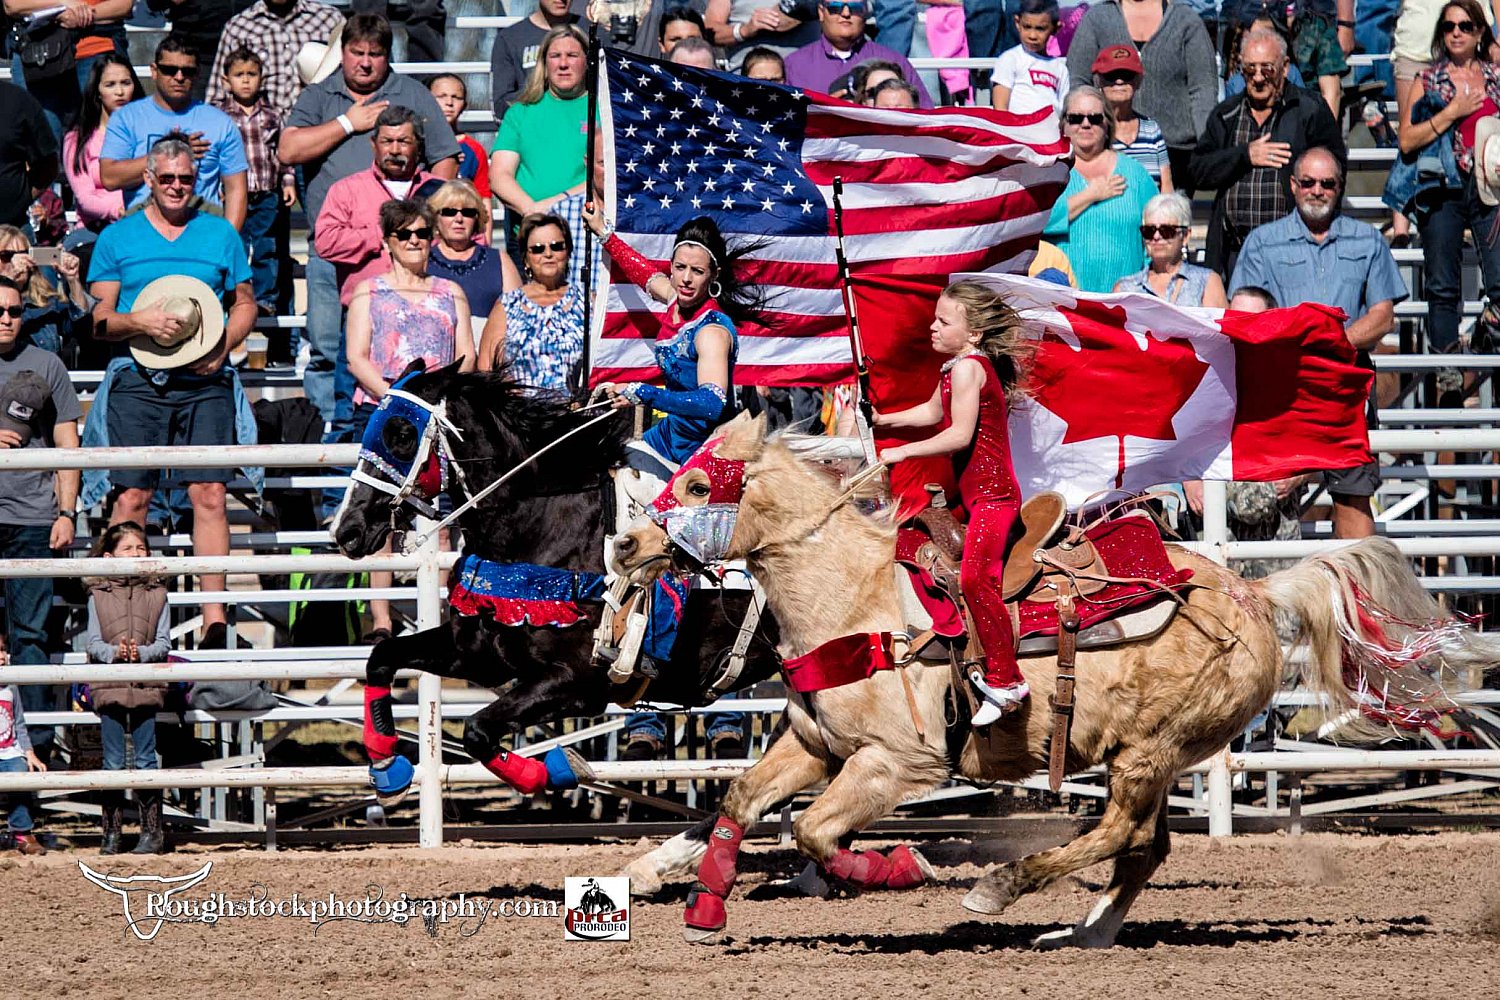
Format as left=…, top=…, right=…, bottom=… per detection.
left=969, top=668, right=1029, bottom=727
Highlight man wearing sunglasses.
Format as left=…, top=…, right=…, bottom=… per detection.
left=1230, top=146, right=1404, bottom=540
left=99, top=35, right=250, bottom=232
left=783, top=0, right=933, bottom=107
left=315, top=106, right=443, bottom=308
left=1191, top=28, right=1344, bottom=276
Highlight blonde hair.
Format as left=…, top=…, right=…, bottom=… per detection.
left=0, top=225, right=62, bottom=309
left=516, top=25, right=588, bottom=106
left=427, top=179, right=492, bottom=242
left=942, top=279, right=1031, bottom=401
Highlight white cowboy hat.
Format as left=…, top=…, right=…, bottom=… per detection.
left=129, top=275, right=226, bottom=371
left=295, top=22, right=344, bottom=87
left=1475, top=115, right=1500, bottom=207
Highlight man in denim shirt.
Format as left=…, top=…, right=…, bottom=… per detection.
left=1231, top=146, right=1407, bottom=540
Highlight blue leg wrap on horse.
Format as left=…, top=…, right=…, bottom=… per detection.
left=544, top=747, right=581, bottom=790
left=369, top=754, right=414, bottom=796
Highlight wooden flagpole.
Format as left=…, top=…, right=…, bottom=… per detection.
left=832, top=176, right=878, bottom=464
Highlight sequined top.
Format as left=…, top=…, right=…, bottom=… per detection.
left=644, top=298, right=739, bottom=465
left=941, top=353, right=1020, bottom=506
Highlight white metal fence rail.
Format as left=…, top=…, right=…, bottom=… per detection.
left=0, top=437, right=1495, bottom=845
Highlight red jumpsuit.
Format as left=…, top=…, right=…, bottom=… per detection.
left=943, top=353, right=1025, bottom=689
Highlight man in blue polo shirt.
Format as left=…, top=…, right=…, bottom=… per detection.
left=88, top=136, right=257, bottom=648
left=1231, top=145, right=1407, bottom=540
left=100, top=35, right=249, bottom=230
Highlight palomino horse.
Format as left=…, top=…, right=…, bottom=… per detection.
left=612, top=413, right=1494, bottom=947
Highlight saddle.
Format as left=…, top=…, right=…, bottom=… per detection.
left=900, top=486, right=1192, bottom=793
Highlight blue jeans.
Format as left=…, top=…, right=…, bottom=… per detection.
left=9, top=49, right=120, bottom=142
left=302, top=247, right=352, bottom=432
left=242, top=190, right=282, bottom=311
left=875, top=0, right=1005, bottom=66
left=1354, top=0, right=1397, bottom=100
left=626, top=698, right=744, bottom=744
left=0, top=524, right=56, bottom=753
left=1421, top=179, right=1500, bottom=353
left=0, top=757, right=34, bottom=832
left=99, top=705, right=158, bottom=771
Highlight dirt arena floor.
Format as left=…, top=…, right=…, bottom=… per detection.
left=6, top=831, right=1498, bottom=999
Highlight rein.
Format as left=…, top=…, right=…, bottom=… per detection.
left=403, top=399, right=618, bottom=551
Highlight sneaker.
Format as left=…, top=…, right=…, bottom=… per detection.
left=969, top=669, right=1029, bottom=727
left=621, top=734, right=662, bottom=762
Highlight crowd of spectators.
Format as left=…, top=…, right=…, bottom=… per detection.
left=0, top=0, right=1486, bottom=840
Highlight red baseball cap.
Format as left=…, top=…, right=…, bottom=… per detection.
left=1091, top=45, right=1144, bottom=77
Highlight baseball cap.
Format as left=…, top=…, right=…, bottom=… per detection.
left=1091, top=45, right=1143, bottom=78
left=0, top=370, right=52, bottom=446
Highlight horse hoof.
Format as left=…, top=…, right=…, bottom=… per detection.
left=683, top=925, right=723, bottom=945
left=369, top=754, right=414, bottom=808
left=962, top=865, right=1024, bottom=915
left=620, top=855, right=664, bottom=896
left=544, top=747, right=596, bottom=790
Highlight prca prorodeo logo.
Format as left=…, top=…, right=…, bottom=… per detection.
left=563, top=876, right=629, bottom=941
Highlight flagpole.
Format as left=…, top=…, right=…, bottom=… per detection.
left=832, top=176, right=877, bottom=464
left=578, top=19, right=601, bottom=394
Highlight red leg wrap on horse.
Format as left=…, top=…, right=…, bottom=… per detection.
left=363, top=686, right=398, bottom=761
left=825, top=848, right=894, bottom=889
left=883, top=845, right=928, bottom=890
left=683, top=885, right=728, bottom=932
left=695, top=816, right=745, bottom=897
left=482, top=750, right=548, bottom=795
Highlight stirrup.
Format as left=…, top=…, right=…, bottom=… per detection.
left=968, top=670, right=1029, bottom=727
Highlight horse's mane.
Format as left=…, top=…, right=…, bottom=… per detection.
left=437, top=368, right=631, bottom=474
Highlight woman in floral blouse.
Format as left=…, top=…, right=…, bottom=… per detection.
left=478, top=212, right=584, bottom=394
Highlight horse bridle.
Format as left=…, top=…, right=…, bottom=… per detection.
left=350, top=386, right=472, bottom=527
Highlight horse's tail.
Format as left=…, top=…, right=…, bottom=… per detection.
left=1254, top=537, right=1500, bottom=743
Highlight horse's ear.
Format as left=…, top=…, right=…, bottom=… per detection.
left=715, top=410, right=766, bottom=462
left=398, top=359, right=427, bottom=381
left=433, top=358, right=464, bottom=379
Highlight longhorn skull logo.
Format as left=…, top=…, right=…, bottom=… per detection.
left=78, top=860, right=214, bottom=941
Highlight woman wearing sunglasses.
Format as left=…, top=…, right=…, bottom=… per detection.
left=427, top=180, right=520, bottom=346
left=346, top=198, right=476, bottom=640
left=1114, top=192, right=1228, bottom=307
left=1043, top=85, right=1158, bottom=293
left=1401, top=0, right=1500, bottom=353
left=0, top=225, right=89, bottom=358
left=477, top=212, right=585, bottom=395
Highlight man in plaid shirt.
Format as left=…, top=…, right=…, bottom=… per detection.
left=216, top=46, right=298, bottom=347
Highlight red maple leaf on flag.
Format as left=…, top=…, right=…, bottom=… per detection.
left=1030, top=301, right=1211, bottom=488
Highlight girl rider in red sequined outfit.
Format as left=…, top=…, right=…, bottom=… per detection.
left=874, top=280, right=1030, bottom=726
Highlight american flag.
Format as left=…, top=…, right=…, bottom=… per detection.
left=590, top=50, right=1071, bottom=386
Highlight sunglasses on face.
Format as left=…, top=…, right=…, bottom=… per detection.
left=1140, top=224, right=1184, bottom=241
left=528, top=240, right=568, bottom=254
left=438, top=206, right=480, bottom=219
left=1293, top=177, right=1339, bottom=191
left=1443, top=18, right=1478, bottom=33
left=1101, top=72, right=1138, bottom=86
left=155, top=172, right=195, bottom=187
left=391, top=226, right=433, bottom=242
left=822, top=2, right=868, bottom=16
left=1064, top=112, right=1105, bottom=127
left=156, top=61, right=199, bottom=79
left=0, top=250, right=21, bottom=264
left=1242, top=62, right=1282, bottom=80
left=0, top=305, right=23, bottom=318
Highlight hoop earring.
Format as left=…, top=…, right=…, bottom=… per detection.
left=709, top=280, right=723, bottom=298
left=524, top=266, right=534, bottom=282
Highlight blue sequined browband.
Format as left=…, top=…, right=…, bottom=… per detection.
left=350, top=370, right=464, bottom=519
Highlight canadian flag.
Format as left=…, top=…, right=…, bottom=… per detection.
left=856, top=272, right=1374, bottom=511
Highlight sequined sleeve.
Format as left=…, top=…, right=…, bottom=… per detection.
left=603, top=233, right=661, bottom=291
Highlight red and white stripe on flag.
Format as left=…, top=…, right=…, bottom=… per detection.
left=965, top=274, right=1375, bottom=506
left=590, top=59, right=1070, bottom=387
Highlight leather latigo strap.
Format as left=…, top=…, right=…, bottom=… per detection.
left=1048, top=593, right=1081, bottom=793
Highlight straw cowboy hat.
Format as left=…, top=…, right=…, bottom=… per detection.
left=1475, top=115, right=1500, bottom=207
left=296, top=22, right=344, bottom=87
left=129, top=275, right=226, bottom=370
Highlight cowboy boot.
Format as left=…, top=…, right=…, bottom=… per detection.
left=100, top=794, right=125, bottom=856
left=131, top=792, right=165, bottom=855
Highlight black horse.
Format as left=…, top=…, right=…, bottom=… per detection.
left=331, top=362, right=781, bottom=803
